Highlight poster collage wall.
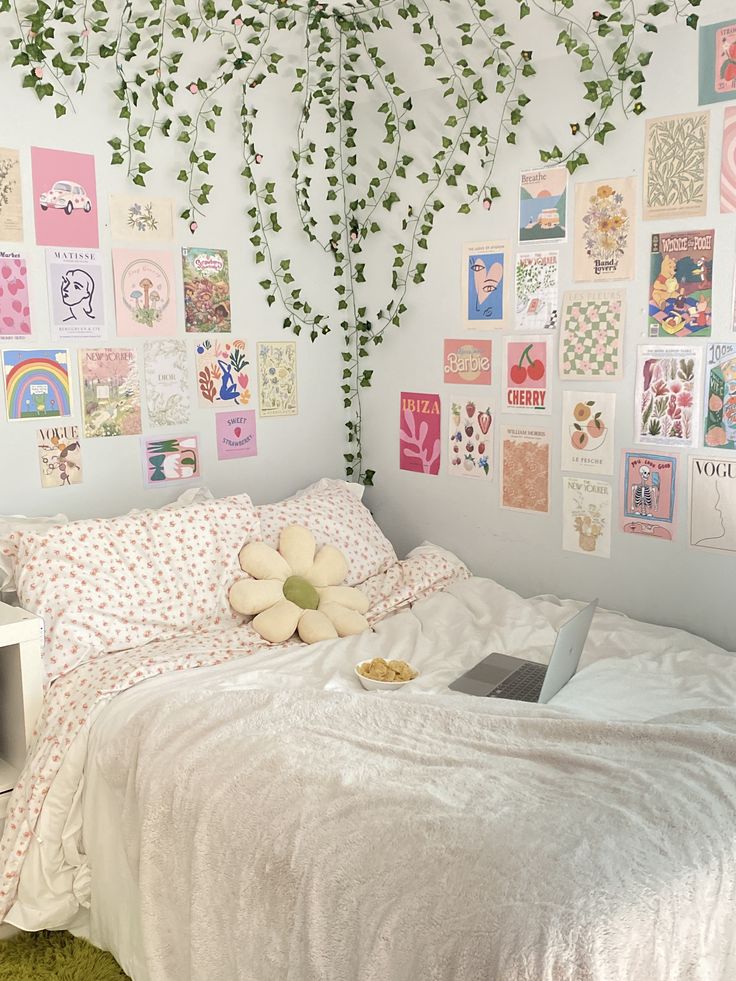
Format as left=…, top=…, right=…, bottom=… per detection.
left=0, top=148, right=298, bottom=491
left=400, top=17, right=736, bottom=560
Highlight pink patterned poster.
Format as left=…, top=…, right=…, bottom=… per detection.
left=216, top=410, right=257, bottom=460
left=721, top=107, right=736, bottom=213
left=112, top=248, right=177, bottom=337
left=0, top=251, right=31, bottom=337
left=399, top=391, right=440, bottom=475
left=31, top=147, right=99, bottom=248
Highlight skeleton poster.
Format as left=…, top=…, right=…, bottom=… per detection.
left=500, top=425, right=550, bottom=513
left=635, top=345, right=701, bottom=448
left=463, top=241, right=508, bottom=329
left=621, top=451, right=677, bottom=541
left=573, top=177, right=636, bottom=282
left=643, top=112, right=709, bottom=221
left=46, top=248, right=105, bottom=342
left=689, top=456, right=736, bottom=553
left=648, top=230, right=714, bottom=338
left=704, top=342, right=736, bottom=450
left=514, top=251, right=558, bottom=331
left=448, top=399, right=492, bottom=478
left=560, top=391, right=616, bottom=475
left=562, top=476, right=612, bottom=558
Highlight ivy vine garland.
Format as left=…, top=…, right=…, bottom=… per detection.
left=4, top=0, right=700, bottom=484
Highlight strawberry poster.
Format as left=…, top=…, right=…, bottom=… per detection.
left=141, top=435, right=200, bottom=486
left=560, top=391, right=615, bottom=475
left=648, top=230, right=714, bottom=338
left=500, top=425, right=550, bottom=513
left=504, top=338, right=549, bottom=414
left=399, top=391, right=440, bottom=475
left=621, top=451, right=677, bottom=541
left=443, top=339, right=492, bottom=386
left=216, top=410, right=257, bottom=461
left=704, top=342, right=736, bottom=450
left=448, top=400, right=492, bottom=478
left=721, top=108, right=736, bottom=213
left=31, top=147, right=98, bottom=248
left=0, top=251, right=31, bottom=338
left=699, top=19, right=736, bottom=105
left=562, top=476, right=612, bottom=559
left=113, top=248, right=177, bottom=337
left=182, top=247, right=231, bottom=333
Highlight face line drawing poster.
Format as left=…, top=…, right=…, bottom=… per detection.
left=216, top=409, right=258, bottom=461
left=141, top=435, right=200, bottom=487
left=257, top=341, right=298, bottom=417
left=196, top=339, right=251, bottom=409
left=560, top=391, right=616, bottom=475
left=698, top=19, right=736, bottom=105
left=634, top=345, right=702, bottom=449
left=182, top=246, right=231, bottom=334
left=448, top=399, right=493, bottom=477
left=514, top=251, right=558, bottom=331
left=573, top=177, right=636, bottom=283
left=143, top=339, right=191, bottom=428
left=109, top=194, right=174, bottom=242
left=500, top=424, right=550, bottom=513
left=400, top=391, right=441, bottom=475
left=463, top=240, right=508, bottom=329
left=689, top=456, right=736, bottom=553
left=46, top=247, right=105, bottom=342
left=31, top=146, right=99, bottom=248
left=0, top=250, right=31, bottom=338
left=503, top=337, right=550, bottom=414
left=704, top=342, right=736, bottom=450
left=559, top=290, right=625, bottom=380
left=518, top=166, right=568, bottom=243
left=37, top=424, right=82, bottom=488
left=0, top=148, right=23, bottom=242
left=112, top=248, right=177, bottom=338
left=3, top=349, right=71, bottom=421
left=78, top=347, right=142, bottom=438
left=721, top=107, right=736, bottom=213
left=648, top=229, right=714, bottom=338
left=443, top=339, right=492, bottom=385
left=643, top=112, right=709, bottom=222
left=562, top=476, right=612, bottom=559
left=620, top=450, right=677, bottom=541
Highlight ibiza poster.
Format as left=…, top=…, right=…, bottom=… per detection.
left=518, top=166, right=567, bottom=243
left=2, top=349, right=71, bottom=421
left=46, top=248, right=105, bottom=342
left=462, top=241, right=508, bottom=329
left=399, top=391, right=440, bottom=475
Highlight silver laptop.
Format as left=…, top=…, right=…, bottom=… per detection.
left=449, top=600, right=597, bottom=703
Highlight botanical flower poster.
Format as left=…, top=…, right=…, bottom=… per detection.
left=182, top=247, right=231, bottom=333
left=448, top=400, right=492, bottom=478
left=399, top=391, right=440, bottom=475
left=143, top=339, right=191, bottom=427
left=704, top=342, right=736, bottom=450
left=0, top=148, right=23, bottom=241
left=196, top=339, right=251, bottom=409
left=37, top=425, right=82, bottom=488
left=518, top=166, right=567, bottom=243
left=257, top=341, right=298, bottom=416
left=78, top=347, right=142, bottom=438
left=620, top=451, right=677, bottom=542
left=112, top=248, right=176, bottom=338
left=463, top=241, right=507, bottom=329
left=573, top=177, right=635, bottom=282
left=0, top=251, right=31, bottom=338
left=216, top=410, right=257, bottom=461
left=689, top=456, right=736, bottom=554
left=635, top=345, right=701, bottom=449
left=141, top=435, right=200, bottom=487
left=720, top=108, right=736, bottom=213
left=514, top=251, right=558, bottom=331
left=109, top=195, right=174, bottom=242
left=643, top=113, right=709, bottom=221
left=559, top=290, right=625, bottom=380
left=31, top=146, right=99, bottom=248
left=560, top=391, right=616, bottom=475
left=443, top=339, right=492, bottom=385
left=562, top=476, right=611, bottom=559
left=2, top=349, right=71, bottom=421
left=503, top=337, right=549, bottom=414
left=648, top=230, right=714, bottom=338
left=46, top=248, right=105, bottom=342
left=698, top=19, right=736, bottom=105
left=500, top=425, right=550, bottom=513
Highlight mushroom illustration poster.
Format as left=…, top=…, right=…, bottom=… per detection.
left=30, top=147, right=98, bottom=248
left=399, top=392, right=440, bottom=475
left=518, top=166, right=567, bottom=243
left=443, top=339, right=492, bottom=386
left=0, top=251, right=31, bottom=338
left=562, top=477, right=611, bottom=559
left=37, top=425, right=82, bottom=488
left=46, top=248, right=105, bottom=342
left=648, top=230, right=714, bottom=338
left=182, top=247, right=231, bottom=333
left=503, top=338, right=549, bottom=414
left=500, top=425, right=550, bottom=513
left=216, top=410, right=257, bottom=461
left=141, top=435, right=200, bottom=486
left=0, top=148, right=23, bottom=242
left=448, top=400, right=492, bottom=478
left=463, top=241, right=507, bottom=329
left=704, top=342, right=736, bottom=450
left=635, top=345, right=701, bottom=449
left=112, top=249, right=176, bottom=338
left=643, top=113, right=709, bottom=221
left=514, top=252, right=558, bottom=331
left=621, top=451, right=677, bottom=541
left=143, top=339, right=190, bottom=427
left=698, top=20, right=736, bottom=105
left=78, top=348, right=142, bottom=438
left=573, top=178, right=635, bottom=282
left=720, top=108, right=736, bottom=212
left=560, top=391, right=616, bottom=475
left=559, top=290, right=625, bottom=380
left=3, top=349, right=71, bottom=421
left=689, top=456, right=736, bottom=554
left=196, top=339, right=251, bottom=409
left=257, top=341, right=297, bottom=416
left=109, top=195, right=174, bottom=242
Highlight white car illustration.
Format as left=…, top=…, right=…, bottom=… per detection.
left=39, top=181, right=93, bottom=215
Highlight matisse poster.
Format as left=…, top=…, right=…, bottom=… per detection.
left=182, top=247, right=231, bottom=333
left=621, top=450, right=677, bottom=541
left=689, top=456, right=736, bottom=554
left=514, top=251, right=558, bottom=331
left=399, top=391, right=440, bottom=475
left=216, top=410, right=257, bottom=461
left=560, top=391, right=615, bottom=475
left=720, top=108, right=736, bottom=212
left=500, top=425, right=550, bottom=513
left=257, top=341, right=297, bottom=416
left=112, top=248, right=176, bottom=338
left=518, top=166, right=567, bottom=243
left=503, top=337, right=549, bottom=414
left=143, top=339, right=191, bottom=428
left=704, top=342, right=736, bottom=450
left=2, top=349, right=71, bottom=421
left=698, top=19, right=736, bottom=105
left=141, top=435, right=200, bottom=487
left=448, top=399, right=492, bottom=478
left=443, top=339, right=492, bottom=386
left=648, top=230, right=714, bottom=338
left=31, top=147, right=99, bottom=248
left=559, top=290, right=625, bottom=380
left=0, top=148, right=23, bottom=241
left=643, top=113, right=709, bottom=221
left=109, top=194, right=174, bottom=242
left=37, top=425, right=82, bottom=488
left=46, top=248, right=105, bottom=342
left=79, top=347, right=142, bottom=438
left=196, top=339, right=251, bottom=409
left=573, top=177, right=635, bottom=282
left=635, top=345, right=701, bottom=449
left=562, top=476, right=612, bottom=559
left=0, top=251, right=31, bottom=338
left=463, top=241, right=507, bottom=329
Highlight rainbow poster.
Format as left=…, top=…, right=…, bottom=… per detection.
left=2, top=349, right=71, bottom=421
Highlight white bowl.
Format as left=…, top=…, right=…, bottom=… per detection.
left=354, top=662, right=418, bottom=691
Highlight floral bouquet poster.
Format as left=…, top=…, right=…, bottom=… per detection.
left=400, top=392, right=440, bottom=475
left=3, top=349, right=71, bottom=421
left=704, top=342, right=736, bottom=450
left=504, top=338, right=549, bottom=414
left=109, top=195, right=174, bottom=242
left=182, top=247, right=231, bottom=333
left=635, top=345, right=701, bottom=448
left=0, top=251, right=31, bottom=338
left=31, top=147, right=99, bottom=248
left=699, top=20, right=736, bottom=105
left=514, top=251, right=558, bottom=331
left=648, top=230, right=714, bottom=338
left=573, top=178, right=635, bottom=282
left=37, top=425, right=82, bottom=488
left=562, top=476, right=612, bottom=559
left=500, top=425, right=550, bottom=513
left=141, top=435, right=200, bottom=486
left=0, top=148, right=23, bottom=242
left=620, top=450, right=677, bottom=541
left=196, top=339, right=251, bottom=408
left=112, top=248, right=176, bottom=337
left=463, top=241, right=507, bottom=329
left=79, top=347, right=142, bottom=438
left=448, top=400, right=492, bottom=478
left=518, top=166, right=567, bottom=243
left=560, top=391, right=615, bottom=475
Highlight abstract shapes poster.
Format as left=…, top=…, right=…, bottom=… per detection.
left=514, top=252, right=558, bottom=331
left=635, top=345, right=701, bottom=449
left=216, top=410, right=257, bottom=461
left=144, top=339, right=190, bottom=427
left=3, top=349, right=71, bottom=421
left=500, top=425, right=550, bottom=513
left=562, top=477, right=611, bottom=559
left=698, top=19, right=736, bottom=105
left=573, top=178, right=635, bottom=282
left=560, top=391, right=615, bottom=476
left=704, top=342, right=736, bottom=450
left=0, top=251, right=31, bottom=338
left=689, top=456, right=736, bottom=554
left=37, top=425, right=82, bottom=488
left=462, top=241, right=507, bottom=329
left=78, top=348, right=142, bottom=438
left=141, top=435, right=200, bottom=487
left=518, top=166, right=567, bottom=243
left=109, top=195, right=174, bottom=242
left=31, top=147, right=98, bottom=248
left=399, top=392, right=440, bottom=475
left=182, top=247, right=231, bottom=333
left=0, top=148, right=23, bottom=241
left=643, top=113, right=709, bottom=222
left=196, top=339, right=251, bottom=409
left=620, top=451, right=677, bottom=542
left=720, top=108, right=736, bottom=213
left=112, top=248, right=176, bottom=337
left=559, top=290, right=625, bottom=381
left=257, top=341, right=297, bottom=416
left=503, top=337, right=549, bottom=414
left=46, top=248, right=105, bottom=342
left=448, top=400, right=492, bottom=478
left=648, top=230, right=714, bottom=338
left=443, top=339, right=492, bottom=385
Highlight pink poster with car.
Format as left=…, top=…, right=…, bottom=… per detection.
left=31, top=147, right=99, bottom=248
left=400, top=391, right=441, bottom=475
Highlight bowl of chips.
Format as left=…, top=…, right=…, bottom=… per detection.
left=355, top=657, right=418, bottom=691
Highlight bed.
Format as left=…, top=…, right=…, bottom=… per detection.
left=1, top=481, right=735, bottom=981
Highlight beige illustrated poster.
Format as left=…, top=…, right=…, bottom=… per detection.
left=109, top=195, right=174, bottom=243
left=0, top=148, right=23, bottom=242
left=643, top=112, right=709, bottom=221
left=574, top=177, right=636, bottom=283
left=562, top=476, right=612, bottom=559
left=500, top=424, right=550, bottom=513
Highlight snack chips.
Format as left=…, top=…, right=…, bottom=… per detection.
left=358, top=658, right=417, bottom=683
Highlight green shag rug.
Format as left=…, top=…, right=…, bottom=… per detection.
left=0, top=930, right=129, bottom=980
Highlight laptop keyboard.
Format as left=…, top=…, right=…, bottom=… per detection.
left=489, top=661, right=547, bottom=702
